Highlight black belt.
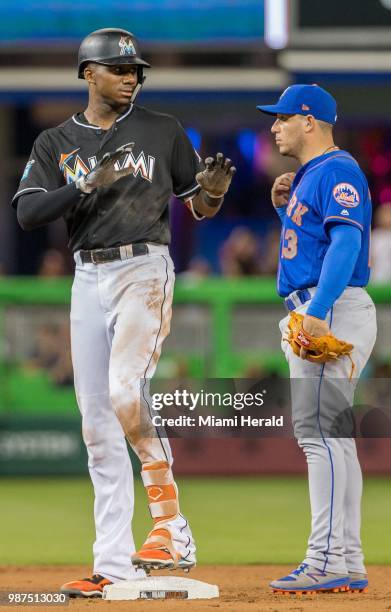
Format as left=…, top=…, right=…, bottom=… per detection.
left=79, top=243, right=149, bottom=264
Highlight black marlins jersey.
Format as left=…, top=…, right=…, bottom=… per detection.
left=12, top=104, right=203, bottom=251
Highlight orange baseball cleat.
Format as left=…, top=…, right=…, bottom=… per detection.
left=132, top=526, right=195, bottom=572
left=60, top=574, right=112, bottom=598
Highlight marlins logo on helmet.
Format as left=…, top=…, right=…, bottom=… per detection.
left=119, top=36, right=136, bottom=56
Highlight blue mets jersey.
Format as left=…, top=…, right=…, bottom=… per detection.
left=277, top=151, right=372, bottom=297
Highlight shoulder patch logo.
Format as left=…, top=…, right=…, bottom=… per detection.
left=333, top=183, right=360, bottom=208
left=341, top=209, right=349, bottom=216
left=21, top=159, right=35, bottom=181
left=119, top=36, right=136, bottom=56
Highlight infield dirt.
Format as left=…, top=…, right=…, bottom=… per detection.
left=0, top=565, right=390, bottom=612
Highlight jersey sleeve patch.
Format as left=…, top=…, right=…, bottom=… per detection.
left=333, top=182, right=360, bottom=208
left=12, top=131, right=64, bottom=207
left=21, top=159, right=35, bottom=180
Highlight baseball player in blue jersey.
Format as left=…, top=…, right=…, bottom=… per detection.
left=257, top=84, right=376, bottom=595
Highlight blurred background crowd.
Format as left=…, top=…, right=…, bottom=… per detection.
left=0, top=0, right=390, bottom=282
left=5, top=116, right=391, bottom=281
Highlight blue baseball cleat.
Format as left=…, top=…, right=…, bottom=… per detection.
left=270, top=563, right=350, bottom=595
left=348, top=572, right=368, bottom=593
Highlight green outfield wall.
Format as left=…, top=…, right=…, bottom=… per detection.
left=0, top=277, right=390, bottom=475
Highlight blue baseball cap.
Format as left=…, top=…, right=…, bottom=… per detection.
left=257, top=84, right=338, bottom=125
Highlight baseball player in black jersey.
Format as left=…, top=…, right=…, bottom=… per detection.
left=12, top=28, right=235, bottom=598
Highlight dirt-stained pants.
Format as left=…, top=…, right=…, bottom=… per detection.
left=70, top=245, right=194, bottom=582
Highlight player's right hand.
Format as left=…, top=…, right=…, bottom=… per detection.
left=271, top=172, right=295, bottom=208
left=76, top=143, right=135, bottom=194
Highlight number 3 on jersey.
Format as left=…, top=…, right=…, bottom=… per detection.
left=282, top=228, right=298, bottom=259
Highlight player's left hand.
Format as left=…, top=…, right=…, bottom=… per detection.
left=196, top=153, right=236, bottom=198
left=300, top=315, right=330, bottom=359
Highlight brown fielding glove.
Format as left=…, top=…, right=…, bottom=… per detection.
left=285, top=311, right=355, bottom=379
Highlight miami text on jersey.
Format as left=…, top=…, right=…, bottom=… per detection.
left=59, top=147, right=156, bottom=184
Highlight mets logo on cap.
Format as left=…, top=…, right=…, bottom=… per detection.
left=119, top=35, right=136, bottom=56
left=333, top=183, right=360, bottom=208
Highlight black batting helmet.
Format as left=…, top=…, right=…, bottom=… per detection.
left=78, top=28, right=151, bottom=79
